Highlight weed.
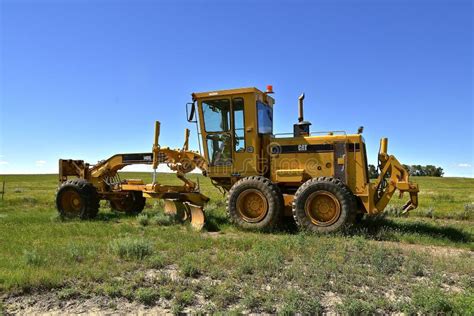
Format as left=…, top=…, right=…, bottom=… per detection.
left=280, top=290, right=323, bottom=314
left=179, top=255, right=200, bottom=278
left=408, top=286, right=453, bottom=314
left=152, top=200, right=165, bottom=210
left=405, top=253, right=426, bottom=277
left=212, top=282, right=240, bottom=309
left=134, top=287, right=158, bottom=305
left=352, top=235, right=368, bottom=251
left=171, top=290, right=194, bottom=314
left=371, top=247, right=403, bottom=275
left=159, top=287, right=173, bottom=300
left=422, top=206, right=436, bottom=219
left=451, top=291, right=474, bottom=314
left=384, top=205, right=402, bottom=217
left=99, top=283, right=123, bottom=298
left=155, top=272, right=172, bottom=285
left=235, top=244, right=285, bottom=277
left=459, top=203, right=474, bottom=220
left=67, top=243, right=88, bottom=263
left=147, top=254, right=167, bottom=269
left=137, top=214, right=149, bottom=226
left=109, top=237, right=153, bottom=260
left=336, top=298, right=377, bottom=314
left=237, top=256, right=255, bottom=275
left=57, top=287, right=81, bottom=300
left=241, top=290, right=262, bottom=310
left=23, top=249, right=44, bottom=266
left=152, top=213, right=176, bottom=226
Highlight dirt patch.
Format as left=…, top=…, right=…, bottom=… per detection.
left=379, top=240, right=473, bottom=257
left=320, top=291, right=342, bottom=310
left=3, top=293, right=173, bottom=315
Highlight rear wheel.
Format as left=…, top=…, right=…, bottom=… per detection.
left=110, top=191, right=146, bottom=215
left=227, top=176, right=283, bottom=231
left=56, top=179, right=99, bottom=219
left=292, top=177, right=356, bottom=233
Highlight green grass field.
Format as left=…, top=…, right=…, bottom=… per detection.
left=0, top=173, right=473, bottom=314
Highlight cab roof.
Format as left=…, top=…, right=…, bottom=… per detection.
left=192, top=87, right=273, bottom=102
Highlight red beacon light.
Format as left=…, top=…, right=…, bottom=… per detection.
left=265, top=85, right=274, bottom=94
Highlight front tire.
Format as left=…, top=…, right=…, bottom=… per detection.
left=56, top=179, right=99, bottom=219
left=292, top=177, right=356, bottom=233
left=227, top=176, right=283, bottom=231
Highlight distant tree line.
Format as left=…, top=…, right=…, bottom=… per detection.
left=368, top=164, right=444, bottom=179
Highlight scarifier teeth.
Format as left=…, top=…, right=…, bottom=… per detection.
left=401, top=200, right=415, bottom=215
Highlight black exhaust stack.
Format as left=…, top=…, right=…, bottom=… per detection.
left=293, top=93, right=312, bottom=137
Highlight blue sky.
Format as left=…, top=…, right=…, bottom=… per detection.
left=0, top=0, right=472, bottom=177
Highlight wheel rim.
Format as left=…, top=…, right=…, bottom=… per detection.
left=236, top=189, right=268, bottom=223
left=60, top=190, right=83, bottom=216
left=305, top=191, right=341, bottom=226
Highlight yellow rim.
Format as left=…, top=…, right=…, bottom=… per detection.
left=60, top=190, right=82, bottom=216
left=236, top=189, right=268, bottom=223
left=305, top=191, right=341, bottom=226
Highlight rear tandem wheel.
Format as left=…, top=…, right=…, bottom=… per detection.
left=292, top=177, right=357, bottom=233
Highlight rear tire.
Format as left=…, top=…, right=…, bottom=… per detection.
left=110, top=191, right=146, bottom=215
left=292, top=177, right=356, bottom=233
left=226, top=176, right=283, bottom=231
left=56, top=178, right=99, bottom=219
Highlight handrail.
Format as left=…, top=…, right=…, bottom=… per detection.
left=273, top=130, right=347, bottom=138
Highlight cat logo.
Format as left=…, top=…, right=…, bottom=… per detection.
left=298, top=144, right=308, bottom=152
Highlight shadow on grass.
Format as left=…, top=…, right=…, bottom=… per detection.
left=349, top=216, right=471, bottom=244
left=82, top=209, right=471, bottom=245
left=204, top=213, right=229, bottom=232
left=94, top=211, right=127, bottom=222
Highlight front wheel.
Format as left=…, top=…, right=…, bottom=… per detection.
left=292, top=177, right=356, bottom=233
left=226, top=176, right=283, bottom=231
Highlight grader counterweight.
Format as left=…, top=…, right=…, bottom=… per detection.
left=56, top=86, right=419, bottom=233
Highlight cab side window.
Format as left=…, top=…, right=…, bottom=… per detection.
left=232, top=98, right=245, bottom=152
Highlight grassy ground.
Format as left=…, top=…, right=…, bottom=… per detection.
left=0, top=173, right=473, bottom=314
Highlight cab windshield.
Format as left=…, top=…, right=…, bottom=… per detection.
left=202, top=99, right=232, bottom=166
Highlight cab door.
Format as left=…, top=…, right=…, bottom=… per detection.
left=199, top=98, right=233, bottom=177
left=231, top=95, right=259, bottom=177
left=231, top=97, right=247, bottom=176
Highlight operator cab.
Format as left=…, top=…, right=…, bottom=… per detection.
left=187, top=87, right=274, bottom=186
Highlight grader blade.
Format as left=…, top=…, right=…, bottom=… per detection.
left=163, top=200, right=188, bottom=222
left=186, top=203, right=205, bottom=231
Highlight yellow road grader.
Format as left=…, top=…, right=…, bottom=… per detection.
left=56, top=86, right=419, bottom=232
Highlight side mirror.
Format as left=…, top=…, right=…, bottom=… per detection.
left=186, top=102, right=197, bottom=123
